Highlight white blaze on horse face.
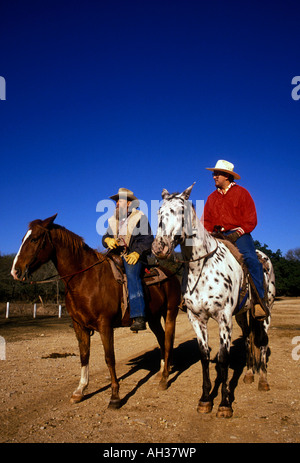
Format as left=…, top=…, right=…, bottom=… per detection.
left=11, top=229, right=32, bottom=280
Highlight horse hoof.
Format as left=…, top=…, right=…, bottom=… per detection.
left=159, top=379, right=168, bottom=390
left=197, top=401, right=213, bottom=414
left=108, top=399, right=121, bottom=409
left=243, top=373, right=254, bottom=384
left=70, top=394, right=83, bottom=404
left=258, top=380, right=270, bottom=391
left=216, top=406, right=233, bottom=418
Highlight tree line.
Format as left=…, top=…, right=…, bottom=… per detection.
left=0, top=255, right=65, bottom=304
left=0, top=241, right=299, bottom=303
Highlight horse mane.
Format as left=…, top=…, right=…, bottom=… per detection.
left=52, top=225, right=90, bottom=255
left=29, top=219, right=94, bottom=257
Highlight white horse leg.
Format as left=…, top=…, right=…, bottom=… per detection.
left=71, top=365, right=89, bottom=404
left=71, top=321, right=91, bottom=404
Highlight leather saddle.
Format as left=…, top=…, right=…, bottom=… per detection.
left=107, top=254, right=170, bottom=325
left=213, top=236, right=270, bottom=317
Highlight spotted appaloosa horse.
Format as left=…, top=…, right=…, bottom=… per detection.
left=152, top=184, right=276, bottom=418
left=11, top=214, right=181, bottom=407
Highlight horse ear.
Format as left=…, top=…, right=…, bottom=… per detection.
left=42, top=213, right=58, bottom=228
left=161, top=188, right=170, bottom=200
left=180, top=182, right=196, bottom=200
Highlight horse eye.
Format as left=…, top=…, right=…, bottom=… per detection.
left=31, top=237, right=38, bottom=243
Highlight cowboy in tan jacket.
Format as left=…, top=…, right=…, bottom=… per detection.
left=102, top=188, right=154, bottom=331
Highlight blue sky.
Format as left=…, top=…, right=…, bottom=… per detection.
left=1, top=0, right=299, bottom=256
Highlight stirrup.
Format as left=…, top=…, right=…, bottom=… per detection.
left=252, top=302, right=269, bottom=321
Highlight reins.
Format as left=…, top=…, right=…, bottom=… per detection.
left=174, top=237, right=219, bottom=296
left=174, top=237, right=219, bottom=264
left=29, top=253, right=108, bottom=285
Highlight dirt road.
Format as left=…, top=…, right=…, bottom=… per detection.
left=0, top=298, right=300, bottom=443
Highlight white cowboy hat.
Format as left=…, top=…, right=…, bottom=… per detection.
left=206, top=159, right=241, bottom=180
left=109, top=187, right=139, bottom=202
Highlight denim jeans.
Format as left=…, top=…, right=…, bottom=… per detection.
left=123, top=259, right=146, bottom=318
left=225, top=232, right=264, bottom=299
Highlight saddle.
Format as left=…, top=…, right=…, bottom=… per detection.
left=214, top=236, right=270, bottom=317
left=107, top=254, right=170, bottom=324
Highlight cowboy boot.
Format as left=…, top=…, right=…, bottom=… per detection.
left=130, top=317, right=146, bottom=332
left=248, top=275, right=270, bottom=321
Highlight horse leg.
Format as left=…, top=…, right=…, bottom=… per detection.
left=161, top=308, right=177, bottom=389
left=70, top=321, right=90, bottom=404
left=243, top=334, right=255, bottom=384
left=147, top=314, right=170, bottom=390
left=258, top=345, right=270, bottom=391
left=248, top=315, right=271, bottom=391
left=236, top=311, right=255, bottom=384
left=258, top=321, right=270, bottom=391
left=216, top=315, right=233, bottom=418
left=188, top=312, right=212, bottom=414
left=98, top=320, right=121, bottom=409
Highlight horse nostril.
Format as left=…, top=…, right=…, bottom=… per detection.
left=11, top=266, right=24, bottom=280
left=16, top=268, right=22, bottom=279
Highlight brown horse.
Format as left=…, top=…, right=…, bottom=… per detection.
left=11, top=214, right=181, bottom=408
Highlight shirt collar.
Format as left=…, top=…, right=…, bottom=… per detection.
left=217, top=182, right=236, bottom=195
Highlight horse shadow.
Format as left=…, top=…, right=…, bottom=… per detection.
left=84, top=338, right=200, bottom=407
left=84, top=336, right=247, bottom=407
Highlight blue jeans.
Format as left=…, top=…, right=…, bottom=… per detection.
left=123, top=259, right=146, bottom=318
left=225, top=232, right=264, bottom=299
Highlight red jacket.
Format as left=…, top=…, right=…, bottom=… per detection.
left=203, top=184, right=257, bottom=235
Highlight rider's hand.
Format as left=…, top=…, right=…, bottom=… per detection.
left=125, top=251, right=140, bottom=265
left=104, top=237, right=119, bottom=250
left=225, top=231, right=241, bottom=243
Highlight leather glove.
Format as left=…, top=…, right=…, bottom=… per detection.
left=104, top=237, right=119, bottom=249
left=124, top=251, right=140, bottom=265
left=226, top=231, right=241, bottom=243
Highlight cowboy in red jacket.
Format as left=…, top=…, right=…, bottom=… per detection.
left=203, top=160, right=268, bottom=319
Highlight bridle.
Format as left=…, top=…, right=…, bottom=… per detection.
left=24, top=226, right=107, bottom=284
left=22, top=226, right=54, bottom=279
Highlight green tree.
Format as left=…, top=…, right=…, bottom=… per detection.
left=254, top=241, right=300, bottom=297
left=0, top=254, right=64, bottom=303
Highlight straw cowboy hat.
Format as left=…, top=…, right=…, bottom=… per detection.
left=206, top=159, right=241, bottom=180
left=109, top=187, right=139, bottom=202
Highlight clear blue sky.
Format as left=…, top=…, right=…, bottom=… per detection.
left=1, top=0, right=300, bottom=256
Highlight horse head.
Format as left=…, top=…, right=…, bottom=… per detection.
left=11, top=214, right=58, bottom=281
left=152, top=183, right=195, bottom=259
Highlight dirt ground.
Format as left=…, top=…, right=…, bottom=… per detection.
left=0, top=298, right=300, bottom=444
